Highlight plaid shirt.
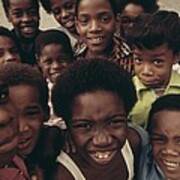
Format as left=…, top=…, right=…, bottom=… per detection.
left=74, top=34, right=134, bottom=75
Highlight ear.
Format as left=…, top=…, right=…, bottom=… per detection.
left=173, top=53, right=179, bottom=64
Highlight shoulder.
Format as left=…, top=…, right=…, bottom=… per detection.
left=127, top=123, right=149, bottom=159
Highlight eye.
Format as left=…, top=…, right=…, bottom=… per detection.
left=11, top=11, right=23, bottom=18
left=0, top=49, right=4, bottom=58
left=24, top=106, right=41, bottom=118
left=78, top=16, right=89, bottom=26
left=151, top=136, right=166, bottom=144
left=108, top=118, right=126, bottom=127
left=100, top=14, right=112, bottom=23
left=72, top=121, right=93, bottom=130
left=134, top=57, right=143, bottom=65
left=153, top=59, right=164, bottom=66
left=28, top=8, right=38, bottom=16
left=10, top=47, right=19, bottom=55
left=0, top=84, right=9, bottom=104
left=42, top=58, right=53, bottom=65
left=52, top=8, right=61, bottom=16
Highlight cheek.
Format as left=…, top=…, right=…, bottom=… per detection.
left=71, top=131, right=90, bottom=148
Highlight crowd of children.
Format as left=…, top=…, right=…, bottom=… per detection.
left=0, top=0, right=180, bottom=179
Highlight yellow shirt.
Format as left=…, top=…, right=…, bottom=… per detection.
left=129, top=71, right=180, bottom=128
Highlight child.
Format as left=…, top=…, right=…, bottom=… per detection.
left=74, top=0, right=134, bottom=75
left=0, top=63, right=63, bottom=179
left=40, top=0, right=78, bottom=48
left=138, top=94, right=180, bottom=180
left=0, top=26, right=21, bottom=64
left=51, top=58, right=147, bottom=180
left=2, top=0, right=41, bottom=65
left=35, top=29, right=74, bottom=84
left=117, top=0, right=159, bottom=38
left=0, top=83, right=29, bottom=180
left=35, top=29, right=74, bottom=126
left=127, top=10, right=180, bottom=128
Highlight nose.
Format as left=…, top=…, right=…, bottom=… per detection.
left=89, top=20, right=101, bottom=32
left=4, top=51, right=16, bottom=63
left=22, top=13, right=32, bottom=22
left=162, top=142, right=179, bottom=156
left=51, top=60, right=61, bottom=70
left=19, top=118, right=30, bottom=133
left=93, top=129, right=112, bottom=147
left=141, top=64, right=153, bottom=76
left=61, top=9, right=69, bottom=19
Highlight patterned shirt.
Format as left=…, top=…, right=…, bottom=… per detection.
left=75, top=34, right=134, bottom=75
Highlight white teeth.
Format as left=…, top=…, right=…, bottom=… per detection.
left=95, top=152, right=110, bottom=159
left=163, top=160, right=180, bottom=170
left=91, top=37, right=103, bottom=44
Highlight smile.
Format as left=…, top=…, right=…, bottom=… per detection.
left=90, top=150, right=117, bottom=165
left=162, top=159, right=180, bottom=171
left=88, top=37, right=104, bottom=45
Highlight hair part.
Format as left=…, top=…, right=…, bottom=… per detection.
left=147, top=94, right=180, bottom=134
left=52, top=58, right=137, bottom=126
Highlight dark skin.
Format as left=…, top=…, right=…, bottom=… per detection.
left=53, top=90, right=141, bottom=180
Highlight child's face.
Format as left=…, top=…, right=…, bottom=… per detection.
left=50, top=0, right=76, bottom=34
left=0, top=84, right=18, bottom=166
left=150, top=110, right=180, bottom=180
left=0, top=36, right=21, bottom=64
left=133, top=44, right=176, bottom=88
left=71, top=90, right=127, bottom=166
left=76, top=0, right=116, bottom=55
left=9, top=84, right=44, bottom=156
left=7, top=0, right=39, bottom=39
left=38, top=43, right=71, bottom=83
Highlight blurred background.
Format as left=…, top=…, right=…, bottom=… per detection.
left=0, top=0, right=180, bottom=29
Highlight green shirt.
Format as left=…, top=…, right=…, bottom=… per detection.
left=129, top=71, right=180, bottom=128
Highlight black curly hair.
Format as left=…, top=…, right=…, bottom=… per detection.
left=147, top=94, right=180, bottom=135
left=0, top=63, right=49, bottom=118
left=52, top=58, right=137, bottom=126
left=126, top=10, right=180, bottom=54
left=2, top=0, right=39, bottom=17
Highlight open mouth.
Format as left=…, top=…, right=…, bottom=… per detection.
left=89, top=150, right=117, bottom=165
left=18, top=137, right=32, bottom=150
left=88, top=36, right=104, bottom=45
left=162, top=159, right=180, bottom=171
left=20, top=25, right=37, bottom=36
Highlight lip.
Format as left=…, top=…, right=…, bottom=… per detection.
left=18, top=137, right=32, bottom=150
left=20, top=24, right=37, bottom=35
left=89, top=149, right=117, bottom=165
left=161, top=159, right=180, bottom=171
left=87, top=36, right=105, bottom=45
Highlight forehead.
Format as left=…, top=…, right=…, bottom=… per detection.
left=9, top=0, right=37, bottom=9
left=9, top=84, right=39, bottom=105
left=123, top=3, right=144, bottom=17
left=152, top=110, right=180, bottom=135
left=133, top=44, right=172, bottom=57
left=72, top=90, right=125, bottom=120
left=50, top=0, right=75, bottom=6
left=77, top=0, right=113, bottom=15
left=41, top=43, right=63, bottom=54
left=0, top=36, right=15, bottom=47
